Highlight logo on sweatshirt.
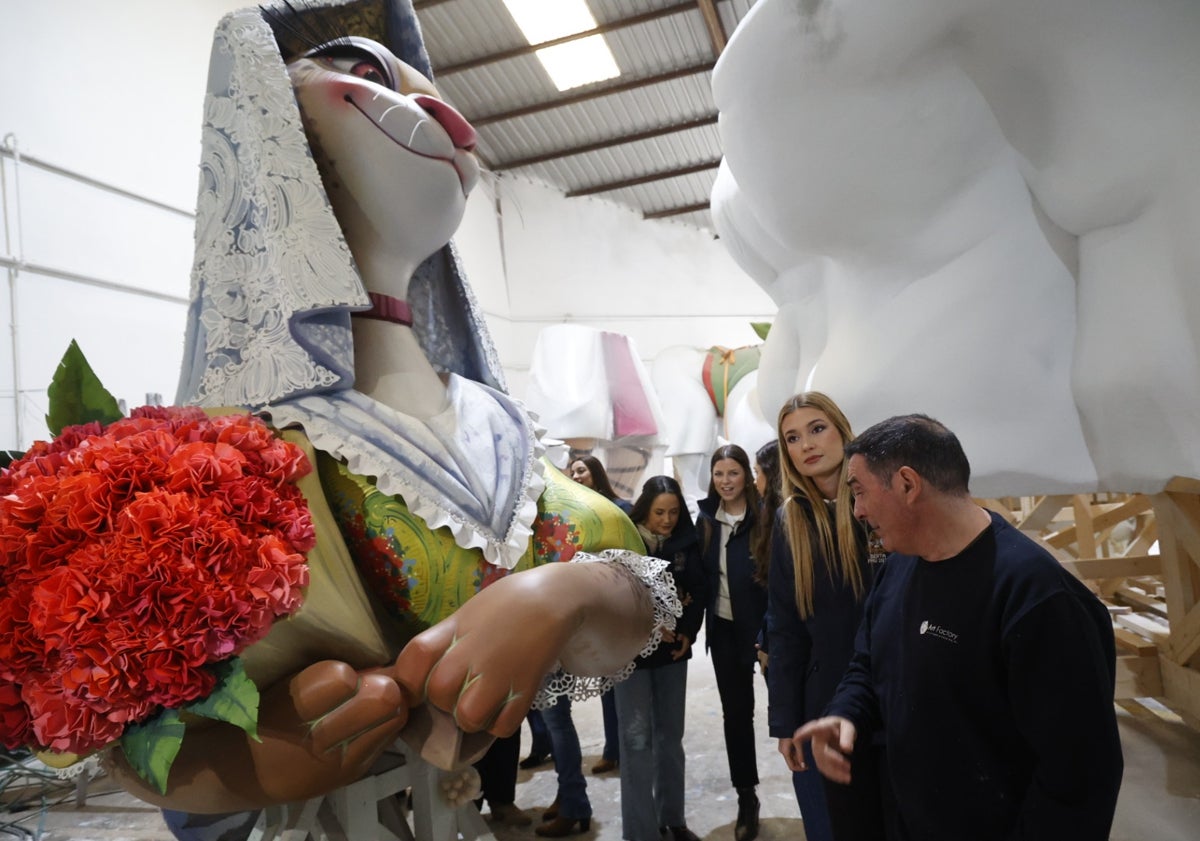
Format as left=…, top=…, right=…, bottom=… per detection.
left=919, top=620, right=959, bottom=644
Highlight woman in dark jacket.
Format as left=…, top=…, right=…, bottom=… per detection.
left=568, top=455, right=633, bottom=514
left=767, top=392, right=885, bottom=841
left=616, top=476, right=705, bottom=841
left=695, top=444, right=769, bottom=841
left=566, top=454, right=628, bottom=774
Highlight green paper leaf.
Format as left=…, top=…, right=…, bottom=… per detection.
left=45, top=340, right=122, bottom=435
left=751, top=321, right=771, bottom=341
left=183, top=658, right=261, bottom=741
left=121, top=709, right=185, bottom=795
left=0, top=450, right=24, bottom=469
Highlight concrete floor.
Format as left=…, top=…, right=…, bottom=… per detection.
left=6, top=628, right=1200, bottom=840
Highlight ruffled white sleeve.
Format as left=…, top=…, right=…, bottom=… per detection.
left=532, top=548, right=682, bottom=709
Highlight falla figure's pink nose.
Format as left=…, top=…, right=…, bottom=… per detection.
left=413, top=95, right=477, bottom=151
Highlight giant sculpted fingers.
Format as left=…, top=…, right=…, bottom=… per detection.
left=287, top=660, right=411, bottom=758
left=390, top=572, right=571, bottom=768
left=274, top=657, right=410, bottom=763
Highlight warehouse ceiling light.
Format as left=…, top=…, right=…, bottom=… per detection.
left=502, top=0, right=620, bottom=91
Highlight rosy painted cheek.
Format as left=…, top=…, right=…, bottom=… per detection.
left=320, top=78, right=367, bottom=108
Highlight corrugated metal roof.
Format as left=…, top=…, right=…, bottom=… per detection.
left=415, top=0, right=760, bottom=232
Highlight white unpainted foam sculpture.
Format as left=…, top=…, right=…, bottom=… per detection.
left=712, top=0, right=1200, bottom=495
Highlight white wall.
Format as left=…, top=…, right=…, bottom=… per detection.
left=491, top=175, right=773, bottom=397
left=0, top=1, right=249, bottom=448
left=0, top=1, right=774, bottom=452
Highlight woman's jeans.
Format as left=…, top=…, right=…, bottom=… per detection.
left=791, top=742, right=834, bottom=841
left=614, top=660, right=688, bottom=841
left=541, top=694, right=591, bottom=820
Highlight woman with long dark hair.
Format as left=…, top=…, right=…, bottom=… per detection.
left=695, top=444, right=768, bottom=841
left=568, top=455, right=630, bottom=512
left=566, top=454, right=627, bottom=776
left=753, top=440, right=782, bottom=570
left=617, top=476, right=705, bottom=841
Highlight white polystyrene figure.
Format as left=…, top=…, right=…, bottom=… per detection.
left=650, top=344, right=775, bottom=505
left=651, top=345, right=721, bottom=504
left=724, top=374, right=775, bottom=458
left=524, top=324, right=667, bottom=497
left=713, top=0, right=1200, bottom=495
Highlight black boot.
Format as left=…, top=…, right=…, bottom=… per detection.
left=735, top=787, right=760, bottom=841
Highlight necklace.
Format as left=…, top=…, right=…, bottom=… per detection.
left=356, top=292, right=414, bottom=326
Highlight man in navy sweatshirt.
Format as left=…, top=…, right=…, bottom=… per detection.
left=793, top=414, right=1123, bottom=840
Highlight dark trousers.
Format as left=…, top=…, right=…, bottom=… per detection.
left=526, top=709, right=553, bottom=759
left=708, top=616, right=759, bottom=789
left=475, top=730, right=520, bottom=807
left=823, top=742, right=888, bottom=841
left=600, top=687, right=620, bottom=761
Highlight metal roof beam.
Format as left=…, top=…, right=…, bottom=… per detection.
left=643, top=201, right=711, bottom=220
left=434, top=2, right=698, bottom=75
left=468, top=60, right=715, bottom=127
left=491, top=114, right=717, bottom=170
left=566, top=159, right=721, bottom=197
left=695, top=0, right=727, bottom=56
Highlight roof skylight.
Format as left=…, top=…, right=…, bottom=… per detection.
left=502, top=0, right=621, bottom=91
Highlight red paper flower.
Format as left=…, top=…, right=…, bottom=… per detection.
left=0, top=407, right=314, bottom=756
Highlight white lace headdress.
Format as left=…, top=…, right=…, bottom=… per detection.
left=176, top=0, right=505, bottom=409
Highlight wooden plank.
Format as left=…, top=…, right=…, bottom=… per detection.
left=1154, top=493, right=1188, bottom=624
left=1165, top=476, right=1200, bottom=495
left=1167, top=493, right=1200, bottom=607
left=1116, top=697, right=1160, bottom=721
left=695, top=0, right=728, bottom=56
left=1016, top=494, right=1074, bottom=531
left=1115, top=653, right=1163, bottom=699
left=1115, top=586, right=1170, bottom=619
left=1090, top=495, right=1153, bottom=534
left=1116, top=613, right=1171, bottom=646
left=1160, top=656, right=1200, bottom=731
left=1043, top=524, right=1078, bottom=550
left=1074, top=496, right=1098, bottom=558
left=1155, top=493, right=1200, bottom=627
left=1162, top=493, right=1200, bottom=563
left=1127, top=518, right=1159, bottom=556
left=1113, top=626, right=1159, bottom=656
left=1046, top=525, right=1084, bottom=551
left=1166, top=601, right=1200, bottom=667
left=1062, top=554, right=1163, bottom=581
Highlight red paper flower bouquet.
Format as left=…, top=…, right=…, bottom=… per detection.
left=0, top=343, right=315, bottom=790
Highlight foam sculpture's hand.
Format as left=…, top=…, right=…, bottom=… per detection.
left=284, top=660, right=412, bottom=769
left=104, top=660, right=412, bottom=813
left=107, top=561, right=656, bottom=806
left=391, top=559, right=656, bottom=770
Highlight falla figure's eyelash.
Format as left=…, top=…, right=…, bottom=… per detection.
left=261, top=0, right=355, bottom=62
left=262, top=0, right=397, bottom=90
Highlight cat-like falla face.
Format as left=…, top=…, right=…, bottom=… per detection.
left=288, top=37, right=480, bottom=264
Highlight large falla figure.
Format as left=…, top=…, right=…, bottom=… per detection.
left=107, top=0, right=679, bottom=813
left=712, top=0, right=1200, bottom=496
